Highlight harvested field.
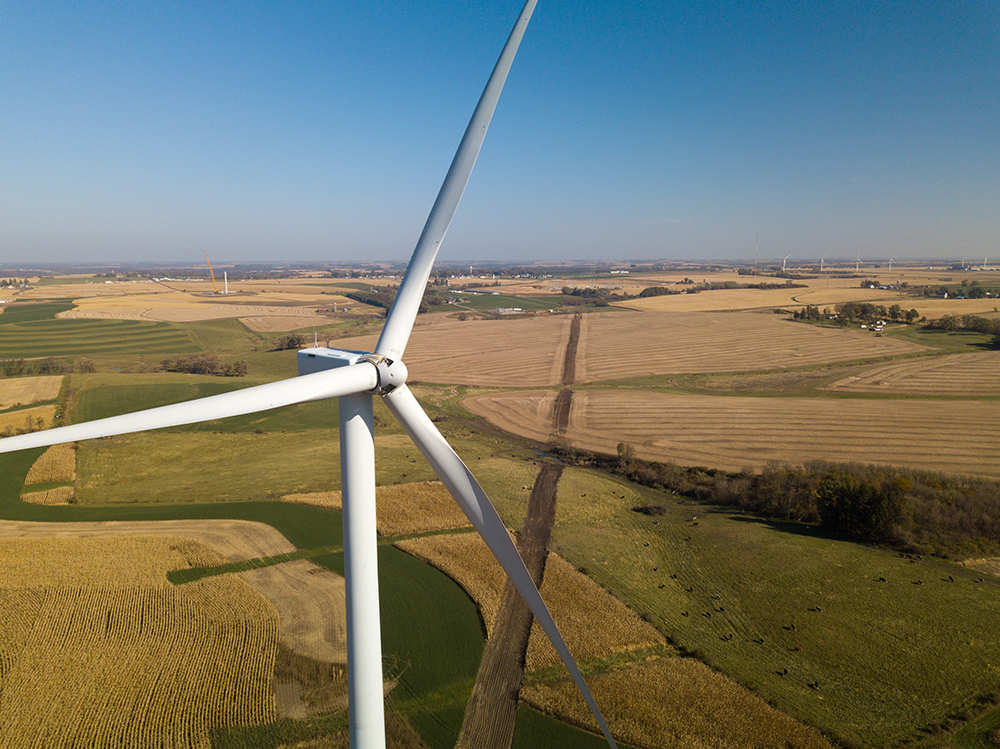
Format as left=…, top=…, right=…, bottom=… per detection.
left=242, top=560, right=348, bottom=665
left=331, top=310, right=924, bottom=387
left=0, top=405, right=54, bottom=434
left=614, top=284, right=900, bottom=313
left=24, top=443, right=76, bottom=484
left=464, top=389, right=1000, bottom=479
left=21, top=486, right=75, bottom=505
left=283, top=481, right=471, bottom=536
left=0, top=519, right=295, bottom=562
left=574, top=311, right=925, bottom=382
left=0, top=375, right=63, bottom=409
left=396, top=534, right=663, bottom=672
left=521, top=656, right=834, bottom=749
left=824, top=351, right=1000, bottom=396
left=329, top=314, right=573, bottom=387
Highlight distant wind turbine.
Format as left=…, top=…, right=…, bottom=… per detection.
left=856, top=257, right=862, bottom=272
left=820, top=254, right=827, bottom=272
left=888, top=257, right=894, bottom=272
left=781, top=254, right=791, bottom=272
left=0, top=3, right=619, bottom=748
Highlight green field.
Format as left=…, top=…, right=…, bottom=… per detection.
left=0, top=318, right=199, bottom=358
left=0, top=302, right=75, bottom=324
left=548, top=466, right=1000, bottom=748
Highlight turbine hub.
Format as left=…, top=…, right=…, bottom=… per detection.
left=359, top=354, right=408, bottom=395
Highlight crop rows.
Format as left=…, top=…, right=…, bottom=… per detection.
left=466, top=389, right=1000, bottom=479
left=396, top=533, right=663, bottom=672
left=330, top=314, right=572, bottom=387
left=0, top=375, right=63, bottom=410
left=0, top=319, right=198, bottom=358
left=574, top=311, right=924, bottom=382
left=521, top=657, right=834, bottom=749
left=24, top=443, right=76, bottom=485
left=825, top=351, right=1000, bottom=396
left=0, top=581, right=277, bottom=748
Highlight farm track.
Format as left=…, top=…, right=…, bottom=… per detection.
left=458, top=315, right=581, bottom=748
left=456, top=462, right=561, bottom=749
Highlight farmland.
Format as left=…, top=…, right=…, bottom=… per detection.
left=2, top=263, right=1000, bottom=747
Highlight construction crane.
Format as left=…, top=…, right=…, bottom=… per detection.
left=204, top=252, right=220, bottom=294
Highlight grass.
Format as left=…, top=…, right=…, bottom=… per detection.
left=445, top=291, right=561, bottom=312
left=548, top=465, right=1000, bottom=748
left=512, top=706, right=639, bottom=749
left=0, top=318, right=199, bottom=358
left=0, top=302, right=74, bottom=324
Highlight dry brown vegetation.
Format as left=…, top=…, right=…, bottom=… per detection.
left=521, top=656, right=835, bottom=749
left=0, top=405, right=54, bottom=435
left=329, top=314, right=573, bottom=387
left=396, top=533, right=663, bottom=672
left=824, top=351, right=1000, bottom=396
left=283, top=481, right=471, bottom=536
left=21, top=486, right=75, bottom=505
left=0, top=375, right=63, bottom=409
left=0, top=536, right=278, bottom=747
left=24, top=443, right=76, bottom=485
left=0, top=519, right=293, bottom=563
left=466, top=389, right=1000, bottom=479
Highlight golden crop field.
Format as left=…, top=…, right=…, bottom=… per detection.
left=329, top=314, right=573, bottom=387
left=0, top=536, right=278, bottom=748
left=465, top=389, right=1000, bottom=479
left=574, top=310, right=924, bottom=382
left=0, top=376, right=63, bottom=410
left=521, top=656, right=834, bottom=749
left=396, top=533, right=664, bottom=672
left=0, top=519, right=293, bottom=564
left=329, top=308, right=925, bottom=388
left=21, top=486, right=75, bottom=505
left=0, top=405, right=54, bottom=435
left=24, top=443, right=76, bottom=485
left=283, top=481, right=471, bottom=535
left=824, top=351, right=1000, bottom=396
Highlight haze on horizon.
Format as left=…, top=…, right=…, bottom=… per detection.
left=3, top=1, right=997, bottom=266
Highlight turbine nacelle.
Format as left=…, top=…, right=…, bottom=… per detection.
left=297, top=348, right=408, bottom=395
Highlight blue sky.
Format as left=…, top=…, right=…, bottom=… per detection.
left=2, top=0, right=997, bottom=265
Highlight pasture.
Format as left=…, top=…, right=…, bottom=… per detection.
left=465, top=389, right=1000, bottom=479
left=548, top=466, right=1000, bottom=748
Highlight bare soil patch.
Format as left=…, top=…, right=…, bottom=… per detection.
left=242, top=560, right=347, bottom=665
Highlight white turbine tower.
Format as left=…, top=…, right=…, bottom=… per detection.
left=820, top=253, right=827, bottom=272
left=781, top=254, right=791, bottom=272
left=856, top=256, right=862, bottom=272
left=0, top=2, right=618, bottom=748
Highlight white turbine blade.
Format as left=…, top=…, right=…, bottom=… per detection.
left=383, top=384, right=618, bottom=748
left=376, top=0, right=538, bottom=361
left=0, top=364, right=378, bottom=455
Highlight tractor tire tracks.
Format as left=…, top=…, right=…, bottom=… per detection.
left=456, top=314, right=580, bottom=748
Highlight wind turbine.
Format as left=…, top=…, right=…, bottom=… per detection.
left=781, top=254, right=790, bottom=272
left=888, top=257, right=894, bottom=272
left=0, top=2, right=617, bottom=748
left=855, top=256, right=862, bottom=272
left=820, top=253, right=827, bottom=272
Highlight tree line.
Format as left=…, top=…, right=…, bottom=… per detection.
left=555, top=444, right=1000, bottom=560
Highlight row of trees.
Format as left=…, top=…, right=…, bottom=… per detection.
left=834, top=301, right=920, bottom=323
left=159, top=355, right=248, bottom=377
left=565, top=444, right=1000, bottom=558
left=1, top=358, right=94, bottom=377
